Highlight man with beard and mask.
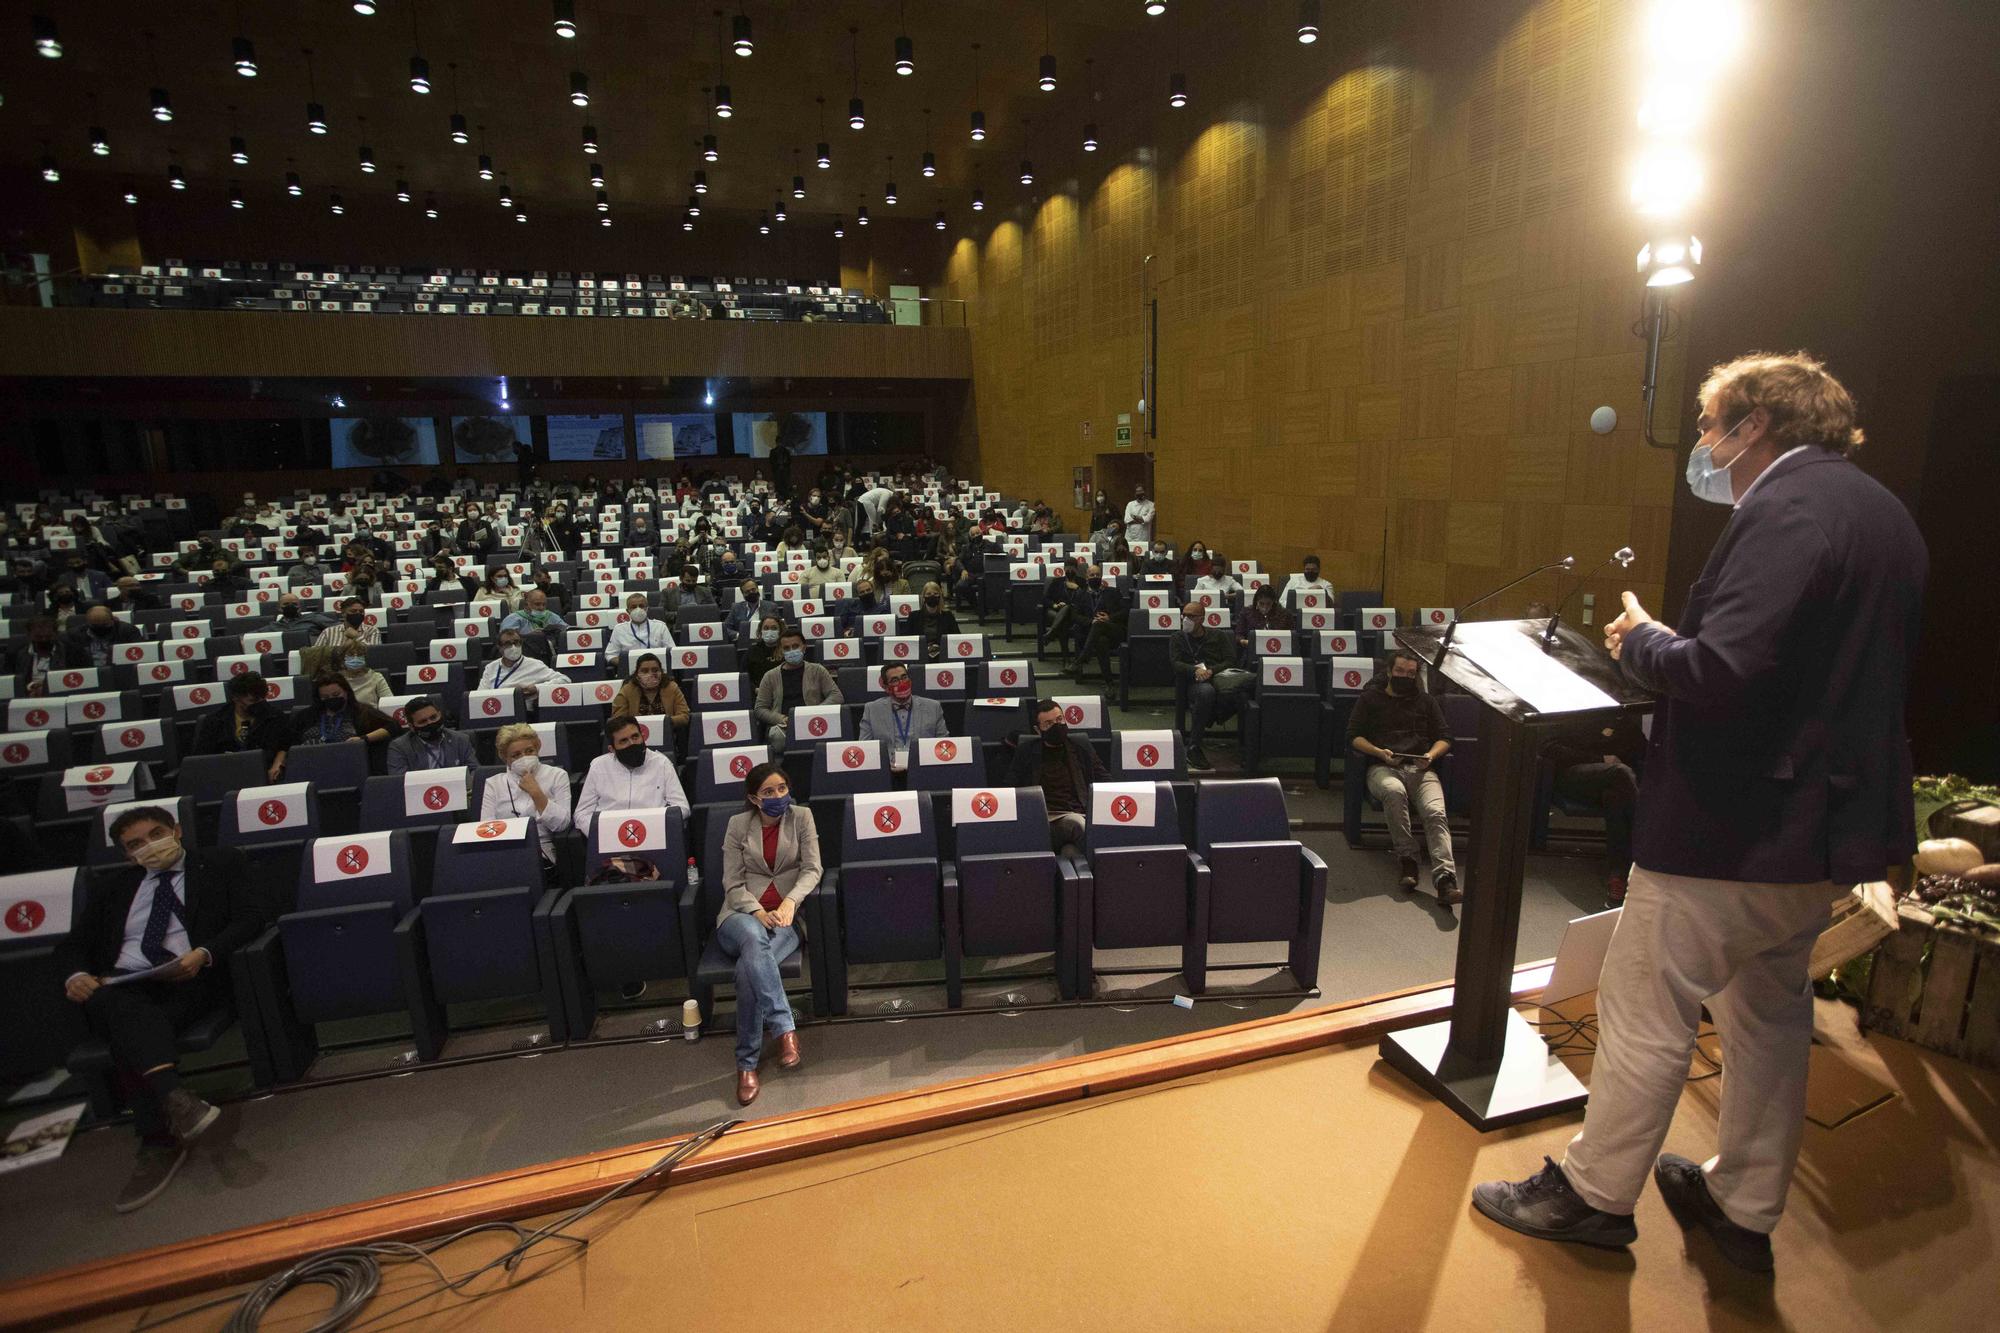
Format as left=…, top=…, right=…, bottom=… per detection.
left=1007, top=697, right=1109, bottom=856
left=1170, top=600, right=1249, bottom=774
left=314, top=597, right=381, bottom=648
left=10, top=616, right=77, bottom=697
left=1474, top=351, right=1928, bottom=1277
left=65, top=601, right=143, bottom=668
left=56, top=806, right=266, bottom=1212
left=256, top=591, right=338, bottom=635
left=477, top=627, right=572, bottom=696
left=385, top=695, right=479, bottom=773
left=573, top=713, right=691, bottom=831
left=1345, top=648, right=1456, bottom=903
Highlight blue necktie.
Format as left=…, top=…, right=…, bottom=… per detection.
left=139, top=870, right=187, bottom=966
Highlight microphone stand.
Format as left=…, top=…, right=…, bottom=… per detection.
left=1434, top=556, right=1575, bottom=663
left=1541, top=546, right=1635, bottom=649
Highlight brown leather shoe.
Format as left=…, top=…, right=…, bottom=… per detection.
left=735, top=1068, right=760, bottom=1106
left=777, top=1031, right=801, bottom=1069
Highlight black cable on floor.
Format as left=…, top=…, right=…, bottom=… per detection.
left=135, top=1115, right=740, bottom=1332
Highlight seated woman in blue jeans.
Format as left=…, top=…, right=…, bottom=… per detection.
left=717, top=761, right=821, bottom=1106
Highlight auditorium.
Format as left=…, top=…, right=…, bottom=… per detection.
left=1, top=0, right=1996, bottom=1328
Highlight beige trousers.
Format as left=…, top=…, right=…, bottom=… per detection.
left=1561, top=864, right=1843, bottom=1233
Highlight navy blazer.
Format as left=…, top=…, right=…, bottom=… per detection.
left=1622, top=448, right=1927, bottom=884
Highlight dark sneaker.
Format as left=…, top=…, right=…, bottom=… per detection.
left=1398, top=858, right=1420, bottom=891
left=162, top=1086, right=220, bottom=1144
left=115, top=1143, right=188, bottom=1214
left=1654, top=1153, right=1775, bottom=1274
left=1434, top=869, right=1462, bottom=906
left=1472, top=1157, right=1637, bottom=1249
left=620, top=981, right=648, bottom=1001
left=1605, top=876, right=1628, bottom=911
left=1186, top=746, right=1215, bottom=773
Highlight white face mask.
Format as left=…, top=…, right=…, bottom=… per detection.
left=628, top=607, right=648, bottom=624
left=502, top=644, right=523, bottom=663
left=1685, top=414, right=1754, bottom=506
left=509, top=754, right=540, bottom=777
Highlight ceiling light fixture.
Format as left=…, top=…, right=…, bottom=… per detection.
left=354, top=1, right=378, bottom=14
left=712, top=12, right=731, bottom=116
left=590, top=161, right=605, bottom=186
left=704, top=133, right=719, bottom=162
left=1146, top=0, right=1166, bottom=15
left=230, top=181, right=246, bottom=209
left=32, top=14, right=61, bottom=58
left=409, top=0, right=431, bottom=91
left=969, top=42, right=986, bottom=140
left=233, top=35, right=259, bottom=77
left=302, top=46, right=327, bottom=132
left=1297, top=0, right=1320, bottom=44
left=449, top=63, right=469, bottom=141
left=922, top=107, right=936, bottom=176
left=775, top=197, right=787, bottom=222
left=935, top=209, right=946, bottom=230
left=583, top=124, right=600, bottom=154
left=330, top=190, right=345, bottom=214
left=858, top=202, right=870, bottom=226
left=848, top=26, right=865, bottom=128
left=395, top=174, right=412, bottom=202
left=1169, top=71, right=1188, bottom=108
left=833, top=215, right=845, bottom=237
left=285, top=163, right=303, bottom=196
left=231, top=135, right=249, bottom=164
left=758, top=212, right=770, bottom=235
left=1020, top=159, right=1035, bottom=185
left=499, top=174, right=514, bottom=208
left=125, top=191, right=140, bottom=204
left=894, top=3, right=913, bottom=76
left=693, top=169, right=708, bottom=194
left=169, top=159, right=187, bottom=190
left=40, top=149, right=59, bottom=184
left=570, top=71, right=590, bottom=107
left=972, top=185, right=985, bottom=211
left=732, top=12, right=752, bottom=57
left=596, top=188, right=609, bottom=212
left=686, top=193, right=701, bottom=217
left=553, top=0, right=577, bottom=39
left=1038, top=0, right=1056, bottom=92
left=816, top=96, right=832, bottom=168
left=425, top=193, right=439, bottom=217
left=152, top=86, right=175, bottom=123
left=90, top=125, right=110, bottom=157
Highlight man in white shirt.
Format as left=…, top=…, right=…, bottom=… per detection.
left=606, top=592, right=672, bottom=660
left=573, top=714, right=692, bottom=831
left=477, top=627, right=573, bottom=696
left=856, top=485, right=894, bottom=537
left=1123, top=486, right=1156, bottom=546
left=1192, top=569, right=1244, bottom=602
left=1279, top=555, right=1336, bottom=608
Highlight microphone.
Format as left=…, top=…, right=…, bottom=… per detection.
left=1542, top=547, right=1635, bottom=648
left=1435, top=556, right=1575, bottom=661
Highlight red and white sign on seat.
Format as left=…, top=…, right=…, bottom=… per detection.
left=452, top=818, right=528, bottom=845
left=1051, top=694, right=1104, bottom=730
left=701, top=710, right=752, bottom=746
left=853, top=791, right=922, bottom=841
left=1091, top=781, right=1157, bottom=828
left=985, top=659, right=1029, bottom=691
left=103, top=719, right=164, bottom=753
left=313, top=830, right=397, bottom=880
left=1318, top=631, right=1359, bottom=657
left=697, top=672, right=741, bottom=704
left=917, top=735, right=973, bottom=767
left=596, top=807, right=667, bottom=854
left=950, top=787, right=1017, bottom=824
left=708, top=744, right=766, bottom=786
left=924, top=665, right=961, bottom=691
left=1261, top=655, right=1307, bottom=688
left=1361, top=607, right=1397, bottom=631
left=0, top=868, right=75, bottom=939
left=237, top=781, right=311, bottom=833
left=403, top=769, right=468, bottom=817
left=467, top=689, right=516, bottom=721
left=1119, top=729, right=1176, bottom=772
left=1419, top=607, right=1456, bottom=626
left=793, top=704, right=843, bottom=741
left=1327, top=656, right=1375, bottom=690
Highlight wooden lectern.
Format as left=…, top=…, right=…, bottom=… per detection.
left=1380, top=618, right=1655, bottom=1129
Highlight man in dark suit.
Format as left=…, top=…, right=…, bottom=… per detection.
left=9, top=615, right=79, bottom=697
left=1006, top=698, right=1108, bottom=855
left=56, top=806, right=268, bottom=1212
left=1063, top=565, right=1129, bottom=686
left=61, top=602, right=144, bottom=671
left=1475, top=352, right=1928, bottom=1275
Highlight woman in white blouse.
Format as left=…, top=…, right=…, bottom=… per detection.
left=479, top=723, right=573, bottom=875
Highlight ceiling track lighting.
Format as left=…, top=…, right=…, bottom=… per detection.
left=1037, top=1, right=1055, bottom=92
left=330, top=190, right=345, bottom=214
left=934, top=209, right=946, bottom=231
left=553, top=0, right=577, bottom=39
left=395, top=177, right=412, bottom=202
left=231, top=134, right=249, bottom=165
left=704, top=133, right=719, bottom=162
left=732, top=13, right=752, bottom=57
left=848, top=25, right=865, bottom=128
left=233, top=35, right=258, bottom=77
left=1297, top=0, right=1321, bottom=44
left=229, top=182, right=246, bottom=209
left=169, top=160, right=187, bottom=190
left=425, top=192, right=439, bottom=217
left=90, top=125, right=110, bottom=156
left=570, top=70, right=590, bottom=107
left=1169, top=71, right=1188, bottom=108
left=833, top=215, right=845, bottom=237
left=409, top=0, right=430, bottom=91
left=774, top=198, right=787, bottom=222
left=969, top=42, right=985, bottom=140
left=582, top=124, right=600, bottom=154
left=971, top=186, right=985, bottom=211
left=285, top=167, right=303, bottom=196
left=686, top=193, right=702, bottom=216
left=32, top=13, right=61, bottom=58
left=693, top=169, right=708, bottom=194
left=1020, top=159, right=1035, bottom=185
left=151, top=87, right=175, bottom=123
left=596, top=188, right=609, bottom=212
left=40, top=151, right=59, bottom=184
left=590, top=162, right=605, bottom=186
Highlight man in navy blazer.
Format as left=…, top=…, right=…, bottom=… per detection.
left=1476, top=352, right=1927, bottom=1274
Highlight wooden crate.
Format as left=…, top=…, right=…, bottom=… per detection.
left=1862, top=902, right=2000, bottom=1072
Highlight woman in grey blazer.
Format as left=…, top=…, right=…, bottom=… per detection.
left=718, top=761, right=821, bottom=1105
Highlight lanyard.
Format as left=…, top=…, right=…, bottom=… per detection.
left=892, top=702, right=913, bottom=745
left=494, top=660, right=520, bottom=688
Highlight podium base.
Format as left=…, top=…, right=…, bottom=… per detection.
left=1379, top=1008, right=1590, bottom=1131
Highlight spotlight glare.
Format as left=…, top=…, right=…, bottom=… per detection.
left=1630, top=145, right=1703, bottom=216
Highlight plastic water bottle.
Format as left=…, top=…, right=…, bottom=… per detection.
left=686, top=857, right=701, bottom=892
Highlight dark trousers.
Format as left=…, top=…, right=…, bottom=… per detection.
left=1072, top=619, right=1126, bottom=677
left=1185, top=679, right=1244, bottom=745
left=83, top=973, right=223, bottom=1141
left=1048, top=812, right=1087, bottom=856
left=1555, top=761, right=1638, bottom=876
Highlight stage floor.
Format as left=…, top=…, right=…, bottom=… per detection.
left=82, top=1002, right=2000, bottom=1332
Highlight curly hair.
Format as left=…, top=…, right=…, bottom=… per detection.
left=1698, top=351, right=1864, bottom=456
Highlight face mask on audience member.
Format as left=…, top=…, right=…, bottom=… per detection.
left=319, top=692, right=346, bottom=712
left=132, top=831, right=184, bottom=872
left=759, top=793, right=792, bottom=819
left=615, top=743, right=647, bottom=770
left=815, top=558, right=830, bottom=571
left=628, top=607, right=648, bottom=625
left=1041, top=721, right=1067, bottom=747
left=502, top=644, right=523, bottom=664
left=761, top=627, right=780, bottom=645
left=782, top=648, right=804, bottom=667
left=1685, top=412, right=1754, bottom=505
left=278, top=603, right=300, bottom=620
left=494, top=575, right=510, bottom=588
left=343, top=656, right=366, bottom=673
left=416, top=720, right=443, bottom=742
left=345, top=609, right=366, bottom=627
left=1087, top=576, right=1103, bottom=590
left=1183, top=615, right=1203, bottom=634
left=1387, top=670, right=1417, bottom=696
left=887, top=676, right=913, bottom=702
left=91, top=619, right=114, bottom=637
left=509, top=754, right=540, bottom=778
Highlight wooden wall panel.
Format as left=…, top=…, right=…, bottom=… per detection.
left=942, top=0, right=1679, bottom=611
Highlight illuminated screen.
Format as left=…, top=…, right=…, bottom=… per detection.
left=450, top=414, right=530, bottom=464
left=546, top=413, right=631, bottom=461
left=733, top=411, right=828, bottom=456
left=330, top=416, right=438, bottom=468
left=634, top=413, right=719, bottom=460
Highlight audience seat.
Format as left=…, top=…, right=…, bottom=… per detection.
left=1074, top=781, right=1207, bottom=997
left=1195, top=778, right=1328, bottom=991
left=818, top=791, right=942, bottom=1016
left=943, top=786, right=1081, bottom=1005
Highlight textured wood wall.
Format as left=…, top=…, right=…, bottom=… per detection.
left=944, top=0, right=1684, bottom=618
